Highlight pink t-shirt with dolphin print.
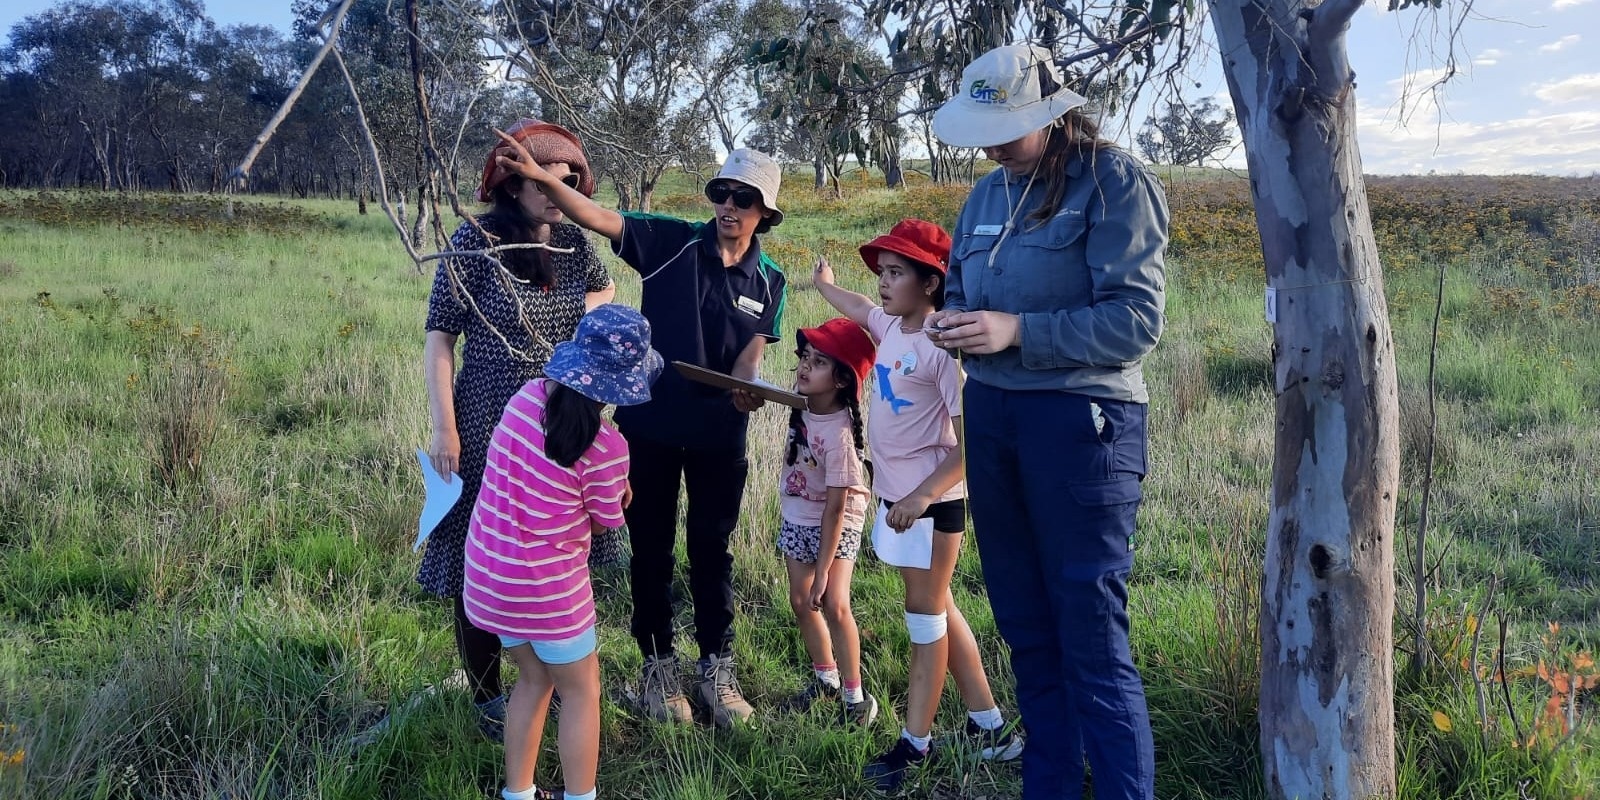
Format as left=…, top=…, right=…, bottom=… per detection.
left=865, top=307, right=966, bottom=506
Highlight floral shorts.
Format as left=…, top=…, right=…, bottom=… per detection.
left=778, top=519, right=863, bottom=564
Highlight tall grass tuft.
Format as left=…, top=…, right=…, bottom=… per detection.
left=144, top=331, right=229, bottom=490
left=1168, top=339, right=1211, bottom=427
left=1209, top=488, right=1263, bottom=709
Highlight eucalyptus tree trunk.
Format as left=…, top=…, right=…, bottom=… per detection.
left=1208, top=1, right=1400, bottom=797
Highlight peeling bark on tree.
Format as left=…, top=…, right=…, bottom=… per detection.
left=1209, top=1, right=1401, bottom=797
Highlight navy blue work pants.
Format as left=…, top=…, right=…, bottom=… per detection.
left=963, top=379, right=1155, bottom=800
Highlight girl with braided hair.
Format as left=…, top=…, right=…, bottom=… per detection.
left=775, top=317, right=878, bottom=727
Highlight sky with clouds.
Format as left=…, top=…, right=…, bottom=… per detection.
left=1331, top=0, right=1599, bottom=175
left=2, top=0, right=1595, bottom=176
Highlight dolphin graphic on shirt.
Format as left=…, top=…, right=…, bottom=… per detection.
left=875, top=363, right=915, bottom=415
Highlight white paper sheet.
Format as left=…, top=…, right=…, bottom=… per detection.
left=870, top=505, right=934, bottom=569
left=414, top=448, right=464, bottom=552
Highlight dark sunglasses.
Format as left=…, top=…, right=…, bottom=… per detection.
left=534, top=173, right=581, bottom=194
left=705, top=182, right=762, bottom=210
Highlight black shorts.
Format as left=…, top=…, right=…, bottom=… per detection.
left=882, top=497, right=967, bottom=533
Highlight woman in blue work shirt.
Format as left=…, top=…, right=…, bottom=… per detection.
left=926, top=44, right=1169, bottom=800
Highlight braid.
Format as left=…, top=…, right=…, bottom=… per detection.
left=836, top=369, right=870, bottom=483
left=843, top=389, right=869, bottom=481
left=785, top=406, right=805, bottom=466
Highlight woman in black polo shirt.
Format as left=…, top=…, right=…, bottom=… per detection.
left=491, top=133, right=788, bottom=729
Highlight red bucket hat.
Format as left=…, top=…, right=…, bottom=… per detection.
left=859, top=218, right=952, bottom=275
left=797, top=317, right=876, bottom=401
left=477, top=119, right=596, bottom=202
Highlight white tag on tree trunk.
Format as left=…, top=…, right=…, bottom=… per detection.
left=1265, top=287, right=1278, bottom=323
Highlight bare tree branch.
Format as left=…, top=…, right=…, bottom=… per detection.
left=229, top=0, right=357, bottom=186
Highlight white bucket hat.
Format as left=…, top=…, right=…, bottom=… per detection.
left=931, top=44, right=1089, bottom=149
left=707, top=148, right=784, bottom=228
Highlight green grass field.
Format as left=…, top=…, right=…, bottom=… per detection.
left=0, top=172, right=1595, bottom=799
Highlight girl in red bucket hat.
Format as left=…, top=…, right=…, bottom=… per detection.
left=812, top=220, right=1022, bottom=791
left=775, top=316, right=879, bottom=727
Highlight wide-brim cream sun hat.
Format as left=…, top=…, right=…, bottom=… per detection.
left=707, top=148, right=784, bottom=228
left=931, top=43, right=1089, bottom=149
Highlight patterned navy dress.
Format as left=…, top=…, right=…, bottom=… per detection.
left=418, top=218, right=616, bottom=598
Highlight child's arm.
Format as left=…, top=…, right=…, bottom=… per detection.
left=492, top=129, right=624, bottom=244
left=811, top=256, right=876, bottom=328
left=594, top=479, right=633, bottom=533
left=580, top=439, right=629, bottom=534
left=885, top=422, right=965, bottom=531
left=809, top=486, right=849, bottom=609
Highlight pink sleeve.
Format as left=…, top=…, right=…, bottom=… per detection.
left=866, top=307, right=892, bottom=344
left=934, top=346, right=964, bottom=418
left=580, top=427, right=629, bottom=528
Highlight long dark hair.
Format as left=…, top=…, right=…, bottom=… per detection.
left=484, top=177, right=556, bottom=287
left=785, top=351, right=865, bottom=471
left=1024, top=65, right=1116, bottom=228
left=544, top=381, right=603, bottom=468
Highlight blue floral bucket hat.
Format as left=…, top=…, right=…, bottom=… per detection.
left=544, top=304, right=664, bottom=406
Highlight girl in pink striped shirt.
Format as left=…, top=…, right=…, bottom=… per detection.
left=464, top=304, right=662, bottom=800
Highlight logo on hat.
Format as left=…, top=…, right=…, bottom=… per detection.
left=970, top=80, right=1009, bottom=105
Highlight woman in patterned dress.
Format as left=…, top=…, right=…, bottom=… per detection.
left=421, top=119, right=616, bottom=740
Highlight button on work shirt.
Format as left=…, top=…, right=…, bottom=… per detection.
left=611, top=213, right=787, bottom=448
left=947, top=146, right=1168, bottom=403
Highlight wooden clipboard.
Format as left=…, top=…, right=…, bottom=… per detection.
left=672, top=361, right=807, bottom=409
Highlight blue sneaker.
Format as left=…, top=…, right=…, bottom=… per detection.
left=863, top=736, right=929, bottom=792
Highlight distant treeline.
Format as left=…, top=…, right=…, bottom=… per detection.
left=0, top=0, right=526, bottom=201
left=0, top=0, right=1024, bottom=211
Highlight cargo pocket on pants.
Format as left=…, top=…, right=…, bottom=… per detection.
left=1064, top=474, right=1143, bottom=575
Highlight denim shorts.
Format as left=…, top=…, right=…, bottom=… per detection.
left=498, top=626, right=598, bottom=665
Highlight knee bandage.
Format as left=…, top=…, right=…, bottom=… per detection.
left=905, top=611, right=948, bottom=645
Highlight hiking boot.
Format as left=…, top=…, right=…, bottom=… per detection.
left=637, top=655, right=694, bottom=725
left=862, top=736, right=929, bottom=792
left=841, top=692, right=880, bottom=728
left=692, top=654, right=754, bottom=728
left=963, top=718, right=1025, bottom=761
left=778, top=678, right=838, bottom=713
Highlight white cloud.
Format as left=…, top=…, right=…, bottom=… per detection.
left=1385, top=67, right=1455, bottom=99
left=1539, top=35, right=1581, bottom=52
left=1551, top=0, right=1592, bottom=10
left=1534, top=73, right=1600, bottom=103
left=1473, top=48, right=1503, bottom=66
left=1357, top=109, right=1600, bottom=174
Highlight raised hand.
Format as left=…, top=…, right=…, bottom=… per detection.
left=491, top=129, right=554, bottom=185
left=812, top=255, right=836, bottom=288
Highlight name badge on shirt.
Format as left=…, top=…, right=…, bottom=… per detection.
left=735, top=295, right=765, bottom=317
left=972, top=224, right=1003, bottom=236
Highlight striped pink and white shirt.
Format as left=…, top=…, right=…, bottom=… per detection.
left=463, top=379, right=629, bottom=642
